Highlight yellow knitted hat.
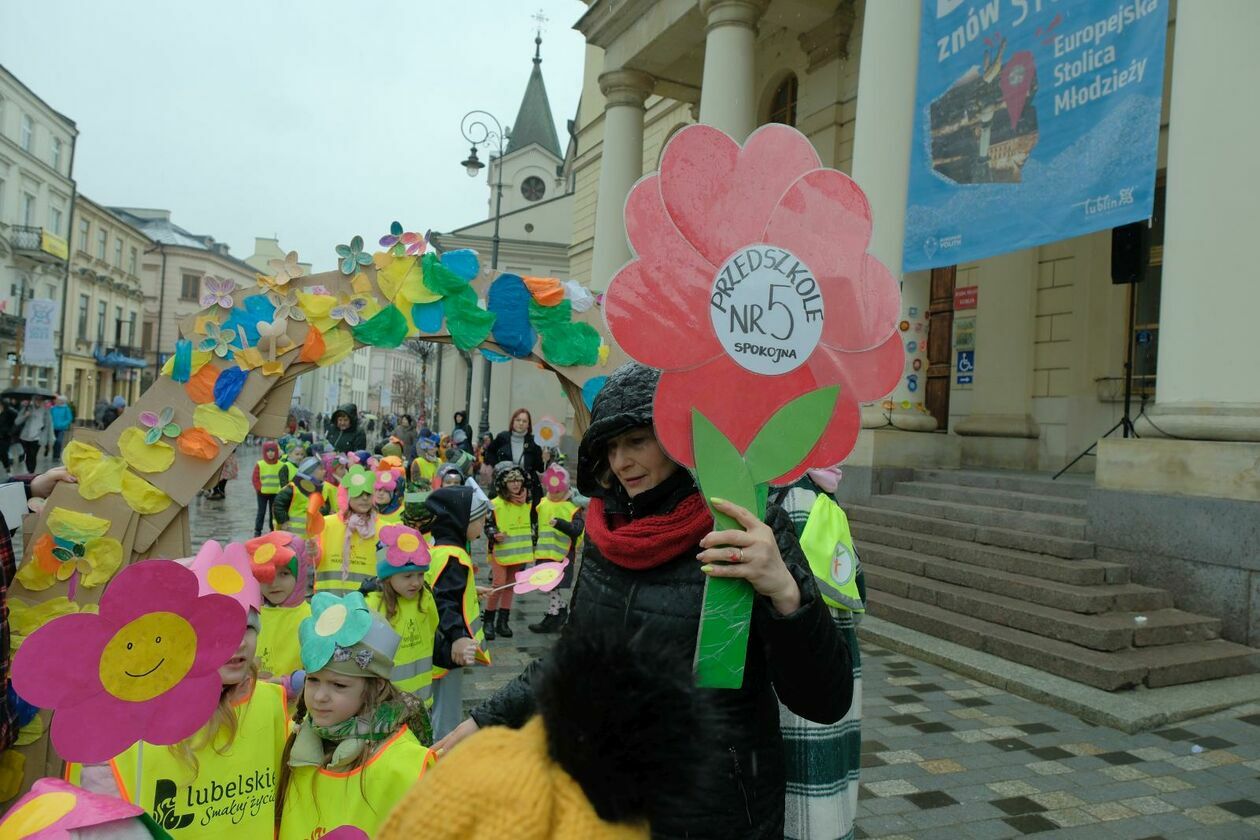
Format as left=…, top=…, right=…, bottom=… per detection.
left=377, top=718, right=648, bottom=840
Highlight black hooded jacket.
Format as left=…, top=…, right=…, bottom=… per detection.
left=326, top=403, right=367, bottom=453
left=425, top=486, right=477, bottom=670
left=470, top=363, right=854, bottom=839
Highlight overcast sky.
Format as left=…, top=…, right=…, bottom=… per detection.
left=2, top=0, right=588, bottom=272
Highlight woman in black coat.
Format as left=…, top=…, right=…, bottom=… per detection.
left=435, top=363, right=853, bottom=838
left=484, top=407, right=544, bottom=498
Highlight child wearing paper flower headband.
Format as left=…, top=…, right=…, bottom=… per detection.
left=365, top=524, right=440, bottom=711
left=530, top=464, right=584, bottom=634
left=314, top=464, right=383, bottom=596
left=276, top=592, right=433, bottom=839
left=273, top=456, right=330, bottom=539
left=247, top=531, right=314, bottom=688
left=482, top=462, right=537, bottom=640
left=70, top=543, right=289, bottom=838
left=373, top=466, right=406, bottom=525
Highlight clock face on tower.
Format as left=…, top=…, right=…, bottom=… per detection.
left=521, top=176, right=546, bottom=202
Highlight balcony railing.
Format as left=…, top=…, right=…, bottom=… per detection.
left=9, top=225, right=68, bottom=264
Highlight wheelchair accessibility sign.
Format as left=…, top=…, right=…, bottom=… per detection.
left=956, top=350, right=974, bottom=385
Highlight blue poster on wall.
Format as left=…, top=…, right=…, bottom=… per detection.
left=904, top=0, right=1168, bottom=271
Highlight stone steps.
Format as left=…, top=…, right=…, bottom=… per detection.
left=892, top=480, right=1087, bottom=518
left=857, top=542, right=1170, bottom=615
left=846, top=503, right=1095, bottom=559
left=864, top=564, right=1219, bottom=652
left=867, top=589, right=1258, bottom=691
left=913, top=468, right=1092, bottom=500
left=866, top=494, right=1088, bottom=540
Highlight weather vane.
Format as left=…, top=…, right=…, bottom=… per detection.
left=532, top=8, right=549, bottom=37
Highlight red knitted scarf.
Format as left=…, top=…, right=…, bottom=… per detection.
left=586, top=492, right=714, bottom=571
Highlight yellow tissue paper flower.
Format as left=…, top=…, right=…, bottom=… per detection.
left=297, top=292, right=337, bottom=333
left=193, top=404, right=250, bottom=443
left=8, top=597, right=96, bottom=649
left=121, top=471, right=173, bottom=514
left=0, top=750, right=24, bottom=801
left=62, top=441, right=125, bottom=499
left=118, top=427, right=175, bottom=473
left=317, top=328, right=355, bottom=367
left=47, top=507, right=111, bottom=541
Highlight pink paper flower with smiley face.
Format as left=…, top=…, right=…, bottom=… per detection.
left=12, top=560, right=246, bottom=763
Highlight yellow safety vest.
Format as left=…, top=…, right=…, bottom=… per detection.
left=798, top=494, right=865, bottom=613
left=365, top=590, right=438, bottom=708
left=257, top=461, right=284, bottom=495
left=277, top=726, right=433, bottom=840
left=424, top=545, right=486, bottom=678
left=412, top=458, right=437, bottom=483
left=68, top=682, right=288, bottom=839
left=490, top=499, right=533, bottom=566
left=376, top=505, right=403, bottom=526
left=534, top=498, right=579, bottom=562
left=314, top=514, right=379, bottom=595
left=277, top=484, right=318, bottom=535
left=321, top=481, right=339, bottom=511
left=258, top=603, right=311, bottom=678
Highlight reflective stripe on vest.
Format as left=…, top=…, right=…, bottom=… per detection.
left=277, top=726, right=432, bottom=840
left=535, top=498, right=578, bottom=562
left=258, top=460, right=284, bottom=494
left=491, top=499, right=534, bottom=565
left=799, top=494, right=865, bottom=613
left=425, top=544, right=486, bottom=679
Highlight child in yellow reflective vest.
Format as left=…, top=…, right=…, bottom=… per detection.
left=530, top=464, right=584, bottom=634
left=483, top=463, right=535, bottom=640
left=273, top=456, right=330, bottom=537
left=422, top=485, right=490, bottom=741
left=276, top=592, right=433, bottom=839
left=253, top=441, right=292, bottom=538
left=314, top=464, right=381, bottom=596
left=366, top=524, right=439, bottom=711
left=374, top=465, right=405, bottom=526
left=68, top=547, right=289, bottom=839
left=246, top=531, right=314, bottom=693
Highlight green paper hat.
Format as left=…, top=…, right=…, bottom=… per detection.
left=298, top=592, right=400, bottom=678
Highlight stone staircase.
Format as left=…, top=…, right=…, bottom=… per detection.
left=851, top=469, right=1259, bottom=691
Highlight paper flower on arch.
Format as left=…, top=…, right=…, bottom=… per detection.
left=266, top=287, right=307, bottom=323
left=267, top=250, right=304, bottom=286
left=187, top=540, right=262, bottom=615
left=197, top=321, right=237, bottom=359
left=200, top=276, right=236, bottom=310
left=299, top=592, right=374, bottom=673
left=533, top=417, right=565, bottom=449
left=244, top=532, right=298, bottom=584
left=330, top=294, right=370, bottom=327
left=11, top=559, right=246, bottom=763
left=255, top=318, right=294, bottom=361
left=16, top=508, right=123, bottom=594
left=603, top=124, right=903, bottom=483
left=138, top=406, right=181, bottom=445
left=379, top=221, right=428, bottom=257
left=513, top=560, right=569, bottom=594
left=379, top=524, right=430, bottom=569
left=336, top=235, right=373, bottom=275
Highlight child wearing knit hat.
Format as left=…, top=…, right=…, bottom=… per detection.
left=483, top=462, right=535, bottom=640
left=380, top=627, right=721, bottom=839
left=276, top=592, right=433, bottom=839
left=365, top=524, right=440, bottom=711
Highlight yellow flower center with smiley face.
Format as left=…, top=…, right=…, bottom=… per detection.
left=99, top=612, right=196, bottom=702
left=2, top=790, right=77, bottom=835
left=397, top=533, right=420, bottom=553
left=207, top=564, right=244, bottom=595
left=315, top=603, right=348, bottom=636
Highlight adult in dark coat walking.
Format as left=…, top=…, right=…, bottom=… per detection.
left=326, top=403, right=367, bottom=453
left=434, top=363, right=854, bottom=839
left=485, top=408, right=545, bottom=500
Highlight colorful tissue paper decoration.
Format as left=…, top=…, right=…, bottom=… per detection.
left=212, top=365, right=250, bottom=409
left=118, top=427, right=175, bottom=474
left=138, top=406, right=181, bottom=445
left=16, top=508, right=123, bottom=594
left=12, top=559, right=246, bottom=763
left=379, top=524, right=430, bottom=569
left=513, top=560, right=569, bottom=594
left=603, top=123, right=902, bottom=688
left=171, top=339, right=193, bottom=383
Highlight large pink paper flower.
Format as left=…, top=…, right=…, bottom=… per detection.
left=604, top=124, right=903, bottom=482
left=513, top=560, right=569, bottom=594
left=187, top=540, right=262, bottom=615
left=12, top=560, right=245, bottom=763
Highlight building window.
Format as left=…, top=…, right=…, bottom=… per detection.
left=142, top=320, right=154, bottom=351
left=114, top=306, right=124, bottom=345
left=181, top=273, right=201, bottom=300
left=49, top=206, right=62, bottom=236
left=22, top=192, right=35, bottom=226
left=128, top=246, right=138, bottom=275
left=96, top=300, right=107, bottom=342
left=520, top=176, right=546, bottom=202
left=78, top=219, right=89, bottom=252
left=96, top=228, right=107, bottom=259
left=113, top=238, right=123, bottom=267
left=128, top=311, right=137, bottom=345
left=20, top=114, right=33, bottom=152
left=52, top=137, right=62, bottom=172
left=77, top=294, right=89, bottom=340
left=767, top=74, right=798, bottom=127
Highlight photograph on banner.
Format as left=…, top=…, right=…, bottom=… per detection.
left=21, top=298, right=59, bottom=367
left=905, top=0, right=1168, bottom=270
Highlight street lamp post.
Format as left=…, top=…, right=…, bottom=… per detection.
left=459, top=110, right=506, bottom=439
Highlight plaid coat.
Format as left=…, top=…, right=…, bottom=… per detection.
left=777, top=480, right=865, bottom=840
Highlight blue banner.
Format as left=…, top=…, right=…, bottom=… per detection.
left=904, top=0, right=1168, bottom=271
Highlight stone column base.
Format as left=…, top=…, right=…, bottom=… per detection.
left=1135, top=402, right=1260, bottom=443
left=1097, top=438, right=1260, bottom=503
left=860, top=404, right=937, bottom=432
left=953, top=413, right=1040, bottom=470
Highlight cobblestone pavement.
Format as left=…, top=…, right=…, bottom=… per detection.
left=178, top=445, right=1260, bottom=839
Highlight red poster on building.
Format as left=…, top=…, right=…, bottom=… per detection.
left=954, top=285, right=978, bottom=310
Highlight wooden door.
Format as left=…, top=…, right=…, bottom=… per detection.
left=925, top=266, right=955, bottom=431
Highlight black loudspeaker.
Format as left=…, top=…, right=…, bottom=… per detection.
left=1111, top=222, right=1150, bottom=284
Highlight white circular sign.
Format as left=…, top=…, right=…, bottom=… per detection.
left=709, top=245, right=824, bottom=375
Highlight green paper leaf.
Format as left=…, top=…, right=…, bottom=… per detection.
left=527, top=297, right=572, bottom=331
left=539, top=321, right=601, bottom=367
left=445, top=287, right=496, bottom=350
left=162, top=423, right=180, bottom=438
left=743, top=386, right=840, bottom=485
left=351, top=305, right=408, bottom=348
left=690, top=408, right=759, bottom=690
left=421, top=252, right=471, bottom=297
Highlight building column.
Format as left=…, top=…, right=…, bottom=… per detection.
left=850, top=0, right=935, bottom=433
left=1144, top=0, right=1260, bottom=442
left=952, top=250, right=1040, bottom=468
left=698, top=0, right=768, bottom=141
left=590, top=69, right=654, bottom=291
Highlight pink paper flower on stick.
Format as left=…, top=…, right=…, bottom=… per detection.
left=12, top=560, right=246, bottom=763
left=603, top=123, right=903, bottom=484
left=513, top=560, right=569, bottom=594
left=187, top=540, right=262, bottom=615
left=379, top=524, right=430, bottom=569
